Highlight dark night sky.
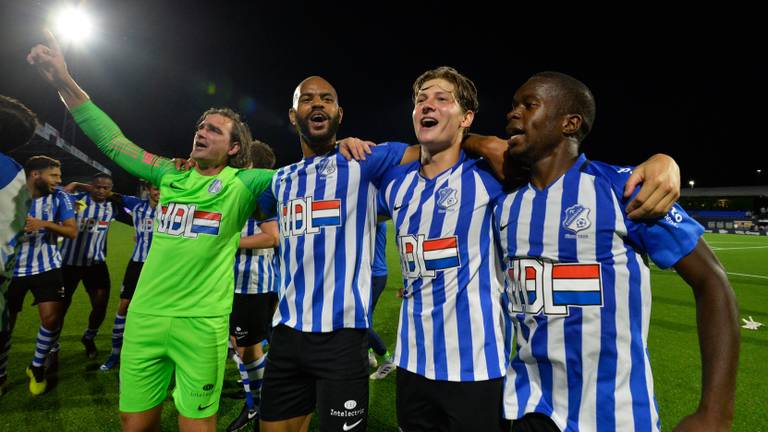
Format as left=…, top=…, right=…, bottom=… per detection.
left=2, top=1, right=765, bottom=192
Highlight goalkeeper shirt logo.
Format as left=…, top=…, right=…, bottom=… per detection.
left=157, top=203, right=221, bottom=238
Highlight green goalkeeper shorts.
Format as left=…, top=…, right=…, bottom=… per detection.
left=119, top=311, right=228, bottom=418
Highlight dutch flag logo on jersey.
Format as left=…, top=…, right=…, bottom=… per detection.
left=96, top=220, right=110, bottom=232
left=311, top=199, right=341, bottom=227
left=551, top=263, right=602, bottom=306
left=400, top=235, right=461, bottom=278
left=191, top=211, right=221, bottom=235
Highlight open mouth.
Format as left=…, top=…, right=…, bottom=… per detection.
left=309, top=111, right=328, bottom=127
left=194, top=141, right=208, bottom=150
left=506, top=127, right=524, bottom=141
left=420, top=117, right=438, bottom=128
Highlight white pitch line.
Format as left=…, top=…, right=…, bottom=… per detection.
left=727, top=272, right=768, bottom=280
left=710, top=246, right=768, bottom=251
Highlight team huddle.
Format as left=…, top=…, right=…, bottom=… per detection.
left=0, top=30, right=739, bottom=432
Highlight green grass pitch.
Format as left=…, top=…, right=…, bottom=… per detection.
left=1, top=225, right=765, bottom=431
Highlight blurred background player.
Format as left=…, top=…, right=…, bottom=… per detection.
left=367, top=221, right=395, bottom=380
left=59, top=173, right=117, bottom=359
left=0, top=95, right=35, bottom=396
left=4, top=155, right=77, bottom=395
left=226, top=139, right=280, bottom=431
left=99, top=181, right=160, bottom=371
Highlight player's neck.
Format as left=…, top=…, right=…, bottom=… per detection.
left=300, top=137, right=336, bottom=159
left=529, top=146, right=579, bottom=190
left=194, top=160, right=227, bottom=176
left=419, top=139, right=461, bottom=179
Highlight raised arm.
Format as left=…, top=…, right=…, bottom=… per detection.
left=671, top=239, right=739, bottom=432
left=27, top=30, right=175, bottom=185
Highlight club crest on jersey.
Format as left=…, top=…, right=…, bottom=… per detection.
left=157, top=203, right=221, bottom=238
left=317, top=158, right=336, bottom=177
left=563, top=204, right=591, bottom=233
left=436, top=187, right=458, bottom=210
left=207, top=179, right=223, bottom=194
left=280, top=197, right=342, bottom=236
left=398, top=235, right=460, bottom=278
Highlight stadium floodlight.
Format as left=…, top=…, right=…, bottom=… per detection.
left=54, top=6, right=93, bottom=43
left=688, top=180, right=695, bottom=189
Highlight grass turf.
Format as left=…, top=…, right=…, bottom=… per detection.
left=0, top=226, right=764, bottom=431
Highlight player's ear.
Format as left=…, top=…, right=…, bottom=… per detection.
left=227, top=142, right=241, bottom=156
left=562, top=114, right=582, bottom=136
left=288, top=108, right=297, bottom=127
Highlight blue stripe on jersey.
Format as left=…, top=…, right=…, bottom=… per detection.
left=391, top=173, right=420, bottom=371
left=595, top=175, right=618, bottom=431
left=371, top=222, right=388, bottom=276
left=14, top=191, right=74, bottom=277
left=312, top=167, right=329, bottom=331
left=477, top=189, right=502, bottom=380
left=234, top=219, right=277, bottom=295
left=451, top=173, right=474, bottom=381
left=559, top=166, right=584, bottom=426
left=528, top=189, right=554, bottom=416
left=428, top=181, right=451, bottom=380
left=409, top=177, right=436, bottom=377
left=129, top=200, right=156, bottom=262
left=291, top=165, right=309, bottom=331
left=276, top=164, right=299, bottom=322
left=512, top=318, right=532, bottom=417
left=626, top=242, right=651, bottom=431
left=61, top=193, right=114, bottom=265
left=348, top=166, right=371, bottom=331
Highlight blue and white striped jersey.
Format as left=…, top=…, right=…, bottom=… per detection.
left=259, top=142, right=407, bottom=332
left=495, top=154, right=703, bottom=431
left=13, top=189, right=75, bottom=277
left=378, top=152, right=507, bottom=382
left=371, top=221, right=388, bottom=277
left=61, top=192, right=115, bottom=266
left=122, top=195, right=156, bottom=263
left=234, top=218, right=278, bottom=295
left=0, top=153, right=28, bottom=280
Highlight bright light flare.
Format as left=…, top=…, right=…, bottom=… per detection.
left=54, top=6, right=93, bottom=43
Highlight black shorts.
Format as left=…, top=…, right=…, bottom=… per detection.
left=396, top=367, right=507, bottom=432
left=509, top=413, right=559, bottom=432
left=119, top=260, right=144, bottom=300
left=8, top=269, right=66, bottom=313
left=229, top=292, right=275, bottom=346
left=260, top=325, right=369, bottom=430
left=62, top=262, right=111, bottom=300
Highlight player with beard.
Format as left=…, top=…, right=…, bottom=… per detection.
left=4, top=155, right=77, bottom=395
left=258, top=76, right=420, bottom=432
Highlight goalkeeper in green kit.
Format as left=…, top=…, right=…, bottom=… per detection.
left=28, top=31, right=277, bottom=432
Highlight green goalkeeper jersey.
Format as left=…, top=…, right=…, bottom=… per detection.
left=71, top=101, right=274, bottom=316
